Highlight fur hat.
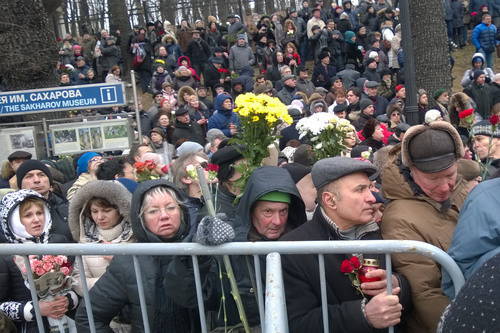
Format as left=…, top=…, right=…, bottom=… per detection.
left=368, top=51, right=379, bottom=59
left=386, top=104, right=402, bottom=118
left=401, top=121, right=464, bottom=173
left=361, top=118, right=378, bottom=138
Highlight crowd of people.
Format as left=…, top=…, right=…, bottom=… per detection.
left=1, top=0, right=500, bottom=332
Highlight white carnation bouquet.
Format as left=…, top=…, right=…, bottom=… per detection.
left=296, top=113, right=353, bottom=161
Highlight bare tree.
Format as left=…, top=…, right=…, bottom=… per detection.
left=109, top=0, right=133, bottom=78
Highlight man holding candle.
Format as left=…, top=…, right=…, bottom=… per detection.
left=281, top=157, right=411, bottom=332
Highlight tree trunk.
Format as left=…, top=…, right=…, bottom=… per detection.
left=0, top=0, right=59, bottom=90
left=108, top=0, right=133, bottom=79
left=409, top=0, right=452, bottom=105
left=265, top=0, right=274, bottom=17
left=133, top=0, right=146, bottom=27
left=78, top=0, right=91, bottom=35
left=0, top=0, right=64, bottom=121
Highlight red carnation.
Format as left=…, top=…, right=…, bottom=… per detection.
left=206, top=163, right=219, bottom=172
left=340, top=259, right=354, bottom=273
left=458, top=108, right=473, bottom=119
left=350, top=256, right=361, bottom=269
left=161, top=164, right=172, bottom=174
left=490, top=114, right=499, bottom=127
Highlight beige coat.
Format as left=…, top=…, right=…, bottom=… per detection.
left=68, top=180, right=135, bottom=296
left=380, top=145, right=468, bottom=333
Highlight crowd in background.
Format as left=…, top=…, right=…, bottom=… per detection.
left=1, top=0, right=500, bottom=332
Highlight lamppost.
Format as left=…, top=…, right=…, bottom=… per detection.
left=399, top=0, right=419, bottom=125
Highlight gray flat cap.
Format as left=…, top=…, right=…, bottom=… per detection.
left=311, top=156, right=379, bottom=189
left=365, top=81, right=379, bottom=88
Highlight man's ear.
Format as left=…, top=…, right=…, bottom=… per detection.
left=322, top=191, right=337, bottom=210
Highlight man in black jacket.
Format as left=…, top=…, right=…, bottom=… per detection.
left=281, top=157, right=411, bottom=333
left=171, top=108, right=206, bottom=146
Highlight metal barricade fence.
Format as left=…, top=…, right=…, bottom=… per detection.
left=0, top=240, right=465, bottom=333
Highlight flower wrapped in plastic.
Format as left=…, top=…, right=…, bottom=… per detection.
left=15, top=255, right=75, bottom=332
left=296, top=113, right=352, bottom=161
left=231, top=93, right=293, bottom=194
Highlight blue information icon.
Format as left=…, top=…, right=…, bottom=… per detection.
left=100, top=87, right=118, bottom=103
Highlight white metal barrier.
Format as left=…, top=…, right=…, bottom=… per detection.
left=0, top=240, right=465, bottom=333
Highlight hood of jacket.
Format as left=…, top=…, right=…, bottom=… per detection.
left=470, top=52, right=486, bottom=68
left=310, top=99, right=329, bottom=113
left=130, top=179, right=190, bottom=243
left=68, top=180, right=133, bottom=242
left=161, top=33, right=178, bottom=45
left=233, top=166, right=306, bottom=241
left=214, top=93, right=233, bottom=111
left=271, top=50, right=283, bottom=66
left=240, top=65, right=255, bottom=77
left=177, top=55, right=191, bottom=67
left=0, top=189, right=52, bottom=243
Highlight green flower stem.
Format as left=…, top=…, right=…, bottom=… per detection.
left=195, top=168, right=250, bottom=333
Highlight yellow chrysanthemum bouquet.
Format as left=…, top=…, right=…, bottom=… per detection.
left=231, top=93, right=293, bottom=195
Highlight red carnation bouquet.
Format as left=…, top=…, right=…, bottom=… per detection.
left=15, top=255, right=75, bottom=331
left=218, top=67, right=229, bottom=80
left=340, top=256, right=365, bottom=298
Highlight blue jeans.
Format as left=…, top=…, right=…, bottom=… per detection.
left=299, top=38, right=308, bottom=62
left=446, top=20, right=454, bottom=41
left=479, top=48, right=495, bottom=68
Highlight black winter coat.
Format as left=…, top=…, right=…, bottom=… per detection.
left=171, top=119, right=205, bottom=146
left=48, top=192, right=73, bottom=243
left=281, top=208, right=411, bottom=333
left=75, top=180, right=210, bottom=333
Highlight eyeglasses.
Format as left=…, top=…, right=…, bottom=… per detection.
left=391, top=113, right=401, bottom=116
left=90, top=157, right=104, bottom=163
left=145, top=205, right=180, bottom=218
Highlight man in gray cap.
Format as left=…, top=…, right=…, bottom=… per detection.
left=364, top=80, right=389, bottom=117
left=276, top=75, right=297, bottom=105
left=281, top=156, right=410, bottom=332
left=70, top=56, right=90, bottom=85
left=380, top=121, right=468, bottom=332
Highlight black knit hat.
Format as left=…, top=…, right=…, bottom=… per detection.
left=16, top=160, right=53, bottom=188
